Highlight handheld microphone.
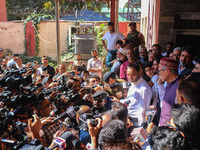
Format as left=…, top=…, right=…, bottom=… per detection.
left=51, top=131, right=74, bottom=150
left=146, top=105, right=156, bottom=124
left=131, top=127, right=148, bottom=142
left=123, top=100, right=130, bottom=107
left=49, top=109, right=59, bottom=118
left=59, top=117, right=71, bottom=132
left=53, top=106, right=79, bottom=122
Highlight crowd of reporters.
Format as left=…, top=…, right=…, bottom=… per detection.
left=0, top=42, right=200, bottom=150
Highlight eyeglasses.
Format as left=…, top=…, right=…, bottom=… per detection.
left=94, top=98, right=103, bottom=103
left=158, top=69, right=166, bottom=74
left=40, top=103, right=53, bottom=110
left=43, top=59, right=48, bottom=61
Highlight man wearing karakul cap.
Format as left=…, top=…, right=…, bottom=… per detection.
left=158, top=57, right=181, bottom=126
left=111, top=47, right=127, bottom=76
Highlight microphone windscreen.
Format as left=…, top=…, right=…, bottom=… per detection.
left=60, top=131, right=74, bottom=145
left=72, top=139, right=81, bottom=149
left=74, top=106, right=79, bottom=111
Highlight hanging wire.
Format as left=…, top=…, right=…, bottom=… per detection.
left=33, top=25, right=56, bottom=44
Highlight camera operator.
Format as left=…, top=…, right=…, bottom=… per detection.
left=34, top=98, right=62, bottom=147
left=39, top=56, right=55, bottom=77
left=86, top=75, right=99, bottom=87
left=15, top=57, right=26, bottom=71
left=14, top=106, right=32, bottom=124
left=53, top=63, right=68, bottom=81
left=0, top=59, right=8, bottom=73
left=7, top=53, right=18, bottom=70
left=76, top=105, right=92, bottom=146
left=81, top=70, right=90, bottom=87
left=103, top=71, right=124, bottom=98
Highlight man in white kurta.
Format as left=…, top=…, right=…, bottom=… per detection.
left=126, top=64, right=153, bottom=126
left=87, top=50, right=103, bottom=78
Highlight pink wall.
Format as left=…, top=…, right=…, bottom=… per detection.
left=0, top=0, right=7, bottom=21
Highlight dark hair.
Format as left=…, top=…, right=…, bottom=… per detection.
left=149, top=126, right=186, bottom=150
left=152, top=44, right=161, bottom=51
left=194, top=56, right=200, bottom=64
left=107, top=22, right=114, bottom=26
left=129, top=22, right=136, bottom=26
left=116, top=40, right=123, bottom=46
left=181, top=45, right=195, bottom=57
left=143, top=61, right=153, bottom=70
left=166, top=41, right=174, bottom=47
left=86, top=75, right=98, bottom=84
left=178, top=78, right=200, bottom=106
left=171, top=104, right=200, bottom=149
left=153, top=58, right=161, bottom=64
left=12, top=53, right=19, bottom=57
left=133, top=47, right=140, bottom=60
left=187, top=72, right=200, bottom=82
left=127, top=64, right=140, bottom=72
left=42, top=56, right=47, bottom=58
left=102, top=142, right=142, bottom=150
left=98, top=120, right=127, bottom=149
left=169, top=68, right=178, bottom=75
left=83, top=70, right=89, bottom=75
left=111, top=102, right=128, bottom=123
left=93, top=75, right=100, bottom=82
left=67, top=77, right=81, bottom=88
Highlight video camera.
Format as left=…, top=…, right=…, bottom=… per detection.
left=78, top=113, right=101, bottom=132
left=109, top=82, right=131, bottom=89
left=0, top=108, right=27, bottom=142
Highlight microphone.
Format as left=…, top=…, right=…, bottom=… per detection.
left=59, top=118, right=71, bottom=132
left=122, top=100, right=130, bottom=107
left=49, top=109, right=59, bottom=118
left=51, top=131, right=74, bottom=150
left=146, top=105, right=156, bottom=124
left=53, top=106, right=79, bottom=122
left=131, top=127, right=148, bottom=142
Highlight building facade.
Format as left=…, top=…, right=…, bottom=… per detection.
left=141, top=0, right=200, bottom=54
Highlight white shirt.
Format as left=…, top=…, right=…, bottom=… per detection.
left=151, top=74, right=159, bottom=106
left=126, top=77, right=152, bottom=125
left=7, top=58, right=16, bottom=69
left=102, top=31, right=126, bottom=50
left=87, top=57, right=103, bottom=78
left=16, top=64, right=26, bottom=70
